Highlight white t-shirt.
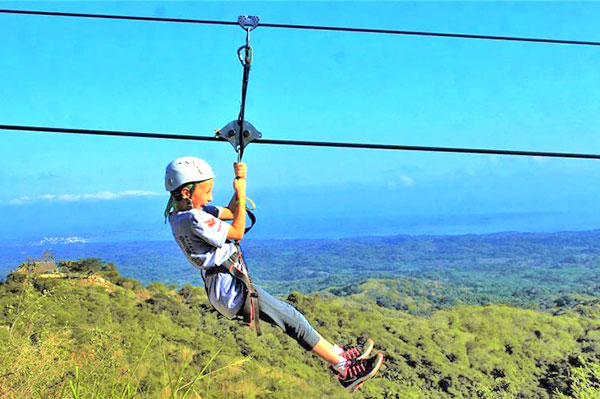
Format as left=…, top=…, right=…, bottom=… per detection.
left=169, top=206, right=246, bottom=319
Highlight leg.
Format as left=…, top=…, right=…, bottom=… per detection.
left=253, top=285, right=341, bottom=363
left=252, top=285, right=384, bottom=392
left=312, top=332, right=343, bottom=363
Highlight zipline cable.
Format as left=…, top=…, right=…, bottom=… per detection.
left=1, top=8, right=600, bottom=47
left=2, top=124, right=600, bottom=160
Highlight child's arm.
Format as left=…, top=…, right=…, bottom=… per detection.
left=217, top=193, right=237, bottom=220
left=218, top=162, right=246, bottom=220
left=226, top=163, right=247, bottom=241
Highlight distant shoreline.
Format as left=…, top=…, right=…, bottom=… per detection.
left=3, top=228, right=600, bottom=288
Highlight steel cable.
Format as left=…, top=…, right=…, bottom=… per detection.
left=1, top=9, right=599, bottom=47
left=2, top=124, right=600, bottom=160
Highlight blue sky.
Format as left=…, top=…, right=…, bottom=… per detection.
left=1, top=1, right=600, bottom=241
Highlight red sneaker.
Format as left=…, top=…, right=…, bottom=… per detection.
left=341, top=338, right=374, bottom=361
left=337, top=352, right=384, bottom=392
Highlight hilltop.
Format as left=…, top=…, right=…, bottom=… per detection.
left=1, top=258, right=600, bottom=398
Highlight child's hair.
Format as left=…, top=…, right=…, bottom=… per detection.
left=164, top=183, right=196, bottom=221
left=170, top=183, right=194, bottom=201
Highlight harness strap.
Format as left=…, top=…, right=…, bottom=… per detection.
left=234, top=16, right=259, bottom=163
left=245, top=208, right=256, bottom=233
left=205, top=245, right=261, bottom=336
left=236, top=61, right=251, bottom=163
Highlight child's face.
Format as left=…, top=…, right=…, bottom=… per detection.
left=191, top=179, right=214, bottom=208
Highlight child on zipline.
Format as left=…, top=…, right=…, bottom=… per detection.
left=164, top=156, right=384, bottom=391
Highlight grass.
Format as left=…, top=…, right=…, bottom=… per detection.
left=0, top=326, right=251, bottom=399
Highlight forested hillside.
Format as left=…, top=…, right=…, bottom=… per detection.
left=1, top=259, right=599, bottom=398
left=5, top=230, right=600, bottom=307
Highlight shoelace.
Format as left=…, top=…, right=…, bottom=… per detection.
left=342, top=346, right=361, bottom=360
left=345, top=361, right=367, bottom=379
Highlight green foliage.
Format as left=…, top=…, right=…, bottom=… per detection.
left=58, top=258, right=106, bottom=274
left=6, top=230, right=600, bottom=311
left=1, top=258, right=599, bottom=398
left=556, top=358, right=600, bottom=399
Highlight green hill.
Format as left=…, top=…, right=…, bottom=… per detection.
left=1, top=258, right=599, bottom=398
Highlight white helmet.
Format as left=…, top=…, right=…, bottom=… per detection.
left=165, top=157, right=215, bottom=192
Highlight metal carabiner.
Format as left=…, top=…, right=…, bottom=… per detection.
left=237, top=44, right=253, bottom=66
left=237, top=16, right=259, bottom=66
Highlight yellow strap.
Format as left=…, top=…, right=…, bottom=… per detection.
left=246, top=197, right=256, bottom=211
left=234, top=196, right=256, bottom=211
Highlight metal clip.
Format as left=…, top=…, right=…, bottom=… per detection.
left=238, top=15, right=260, bottom=32
left=237, top=44, right=253, bottom=66
left=237, top=16, right=259, bottom=66
left=215, top=120, right=262, bottom=152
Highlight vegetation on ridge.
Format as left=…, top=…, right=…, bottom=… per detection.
left=0, top=258, right=599, bottom=398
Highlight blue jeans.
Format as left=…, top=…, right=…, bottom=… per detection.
left=252, top=285, right=320, bottom=351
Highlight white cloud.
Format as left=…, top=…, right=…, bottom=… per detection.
left=387, top=174, right=415, bottom=189
left=8, top=196, right=30, bottom=205
left=7, top=190, right=162, bottom=205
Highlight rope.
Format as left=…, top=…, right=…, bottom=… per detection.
left=2, top=124, right=600, bottom=160
left=1, top=9, right=599, bottom=47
